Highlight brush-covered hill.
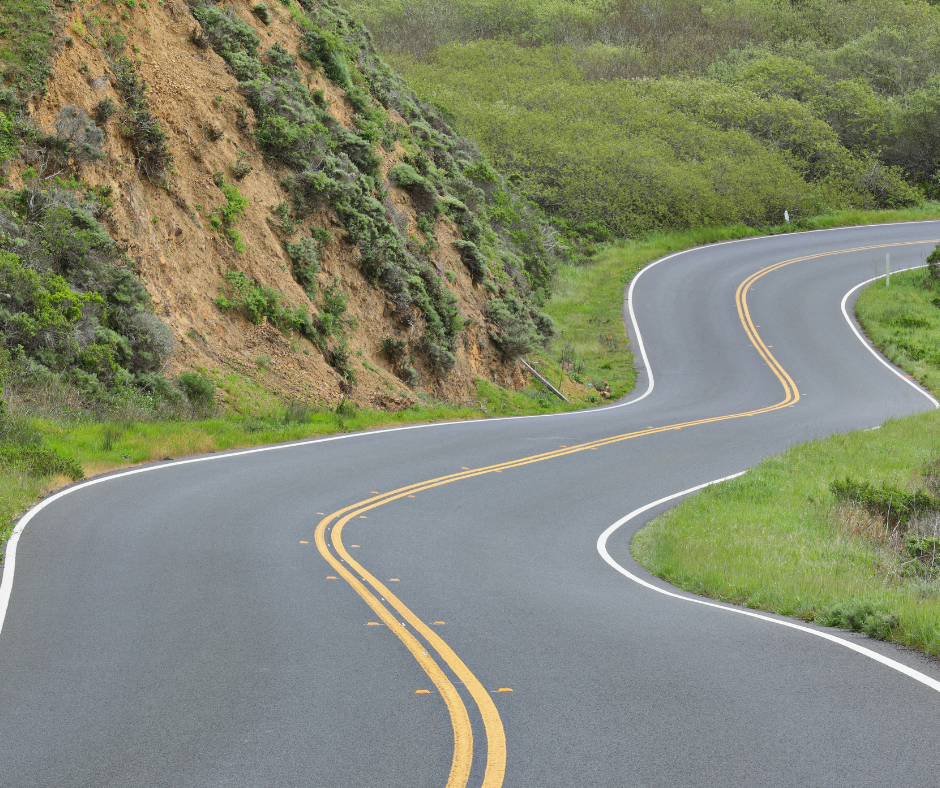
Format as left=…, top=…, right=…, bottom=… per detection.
left=0, top=0, right=567, bottom=414
left=350, top=0, right=940, bottom=239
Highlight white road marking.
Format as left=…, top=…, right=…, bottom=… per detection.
left=840, top=266, right=940, bottom=408
left=596, top=477, right=940, bottom=696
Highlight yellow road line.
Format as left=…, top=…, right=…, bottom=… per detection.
left=314, top=239, right=937, bottom=788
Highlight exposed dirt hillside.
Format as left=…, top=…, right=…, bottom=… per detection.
left=8, top=0, right=562, bottom=410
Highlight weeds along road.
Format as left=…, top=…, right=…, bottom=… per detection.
left=3, top=222, right=940, bottom=788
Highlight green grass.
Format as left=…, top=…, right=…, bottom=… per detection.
left=632, top=412, right=940, bottom=654
left=0, top=362, right=598, bottom=552
left=631, top=236, right=940, bottom=655
left=0, top=0, right=57, bottom=95
left=856, top=268, right=940, bottom=397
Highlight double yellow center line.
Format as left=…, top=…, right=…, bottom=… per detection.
left=314, top=239, right=934, bottom=788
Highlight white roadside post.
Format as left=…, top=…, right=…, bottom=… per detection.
left=886, top=253, right=891, bottom=287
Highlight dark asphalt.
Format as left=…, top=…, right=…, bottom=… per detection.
left=2, top=222, right=940, bottom=787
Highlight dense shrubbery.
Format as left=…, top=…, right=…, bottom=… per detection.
left=0, top=187, right=173, bottom=394
left=350, top=0, right=940, bottom=236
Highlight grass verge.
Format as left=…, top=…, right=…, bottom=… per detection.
left=632, top=239, right=940, bottom=655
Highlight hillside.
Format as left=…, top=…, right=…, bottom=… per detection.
left=350, top=0, right=940, bottom=238
left=0, top=0, right=567, bottom=415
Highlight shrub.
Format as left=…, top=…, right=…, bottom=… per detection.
left=928, top=244, right=940, bottom=285
left=93, top=97, right=117, bottom=126
left=230, top=152, right=252, bottom=180
left=486, top=293, right=541, bottom=359
left=251, top=3, right=271, bottom=25
left=215, top=269, right=316, bottom=341
left=452, top=239, right=486, bottom=282
left=814, top=602, right=898, bottom=641
left=327, top=339, right=355, bottom=382
left=177, top=370, right=216, bottom=411
left=830, top=477, right=936, bottom=525
left=210, top=179, right=248, bottom=251
left=0, top=187, right=173, bottom=388
left=108, top=52, right=172, bottom=180
left=0, top=442, right=84, bottom=480
left=299, top=29, right=352, bottom=89
left=285, top=236, right=320, bottom=296
left=382, top=336, right=407, bottom=364
left=389, top=163, right=438, bottom=211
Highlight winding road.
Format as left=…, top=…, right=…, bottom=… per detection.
left=2, top=222, right=940, bottom=787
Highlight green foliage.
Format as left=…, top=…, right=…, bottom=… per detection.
left=192, top=0, right=561, bottom=378
left=452, top=239, right=486, bottom=282
left=486, top=291, right=547, bottom=359
left=230, top=152, right=252, bottom=180
left=210, top=179, right=248, bottom=251
left=0, top=0, right=56, bottom=97
left=0, top=406, right=85, bottom=480
left=350, top=0, right=940, bottom=236
left=107, top=45, right=172, bottom=181
left=830, top=477, right=937, bottom=524
left=813, top=602, right=899, bottom=641
left=0, top=187, right=173, bottom=391
left=314, top=276, right=351, bottom=339
left=390, top=162, right=438, bottom=210
left=300, top=29, right=353, bottom=89
left=285, top=235, right=320, bottom=296
left=177, top=370, right=216, bottom=411
left=215, top=269, right=315, bottom=339
left=252, top=3, right=272, bottom=25
left=0, top=111, right=18, bottom=166
left=381, top=336, right=408, bottom=364
left=928, top=243, right=940, bottom=285
left=93, top=98, right=117, bottom=126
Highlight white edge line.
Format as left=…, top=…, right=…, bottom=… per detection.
left=2, top=220, right=938, bottom=635
left=840, top=265, right=940, bottom=408
left=597, top=475, right=940, bottom=695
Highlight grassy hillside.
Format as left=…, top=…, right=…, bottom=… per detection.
left=349, top=0, right=940, bottom=237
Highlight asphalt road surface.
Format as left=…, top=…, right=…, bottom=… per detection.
left=3, top=222, right=940, bottom=787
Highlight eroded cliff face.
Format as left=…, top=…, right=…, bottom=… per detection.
left=15, top=0, right=553, bottom=410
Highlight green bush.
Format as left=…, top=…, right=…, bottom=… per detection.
left=299, top=29, right=352, bottom=89
left=210, top=179, right=248, bottom=251
left=452, top=239, right=486, bottom=282
left=108, top=47, right=172, bottom=181
left=814, top=602, right=899, bottom=641
left=928, top=243, right=940, bottom=285
left=486, top=292, right=542, bottom=359
left=285, top=236, right=320, bottom=296
left=830, top=477, right=937, bottom=524
left=0, top=187, right=173, bottom=390
left=252, top=3, right=271, bottom=25
left=93, top=97, right=117, bottom=126
left=177, top=370, right=216, bottom=411
left=215, top=269, right=316, bottom=341
left=390, top=163, right=438, bottom=211
left=381, top=336, right=408, bottom=364
left=0, top=442, right=84, bottom=481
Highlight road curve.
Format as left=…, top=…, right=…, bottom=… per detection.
left=3, top=222, right=940, bottom=787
